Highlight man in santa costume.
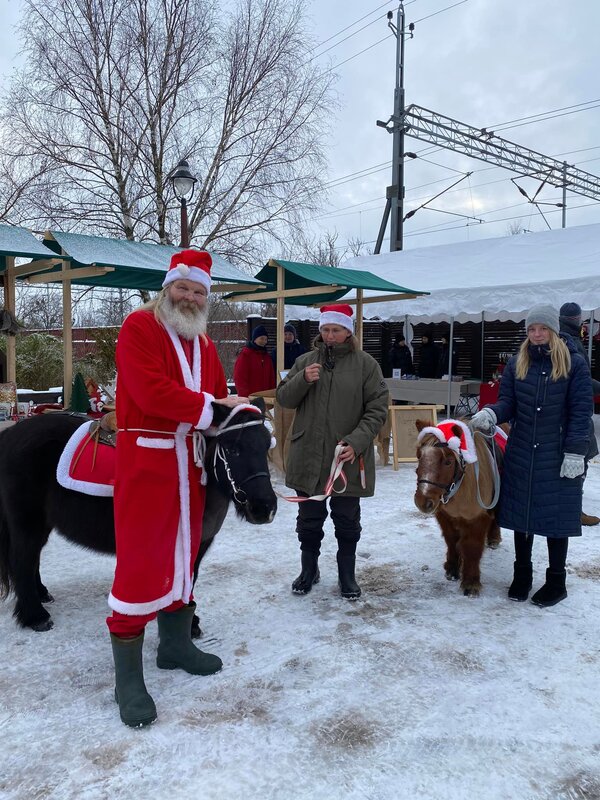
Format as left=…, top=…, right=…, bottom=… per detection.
left=107, top=248, right=249, bottom=728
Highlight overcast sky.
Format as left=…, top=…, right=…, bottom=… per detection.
left=1, top=0, right=599, bottom=257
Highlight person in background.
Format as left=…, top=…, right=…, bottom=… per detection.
left=437, top=334, right=459, bottom=378
left=559, top=301, right=600, bottom=526
left=471, top=304, right=592, bottom=607
left=388, top=334, right=413, bottom=375
left=234, top=324, right=276, bottom=397
left=108, top=249, right=249, bottom=728
left=276, top=304, right=388, bottom=600
left=271, top=322, right=306, bottom=373
left=417, top=328, right=439, bottom=378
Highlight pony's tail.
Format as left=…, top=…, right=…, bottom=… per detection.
left=0, top=497, right=12, bottom=598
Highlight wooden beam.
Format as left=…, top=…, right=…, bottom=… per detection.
left=25, top=266, right=115, bottom=284
left=356, top=288, right=364, bottom=350
left=12, top=258, right=64, bottom=277
left=3, top=257, right=16, bottom=384
left=229, top=284, right=341, bottom=303
left=63, top=277, right=73, bottom=408
left=211, top=282, right=267, bottom=294
left=276, top=264, right=285, bottom=378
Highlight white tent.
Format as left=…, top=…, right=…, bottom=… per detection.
left=289, top=223, right=600, bottom=324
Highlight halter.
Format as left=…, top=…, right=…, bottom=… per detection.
left=207, top=419, right=270, bottom=507
left=416, top=441, right=466, bottom=505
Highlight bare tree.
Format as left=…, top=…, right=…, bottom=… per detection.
left=1, top=0, right=334, bottom=265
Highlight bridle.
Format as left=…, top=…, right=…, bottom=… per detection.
left=207, top=418, right=270, bottom=507
left=416, top=441, right=466, bottom=505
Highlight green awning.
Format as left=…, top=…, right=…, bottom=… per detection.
left=227, top=258, right=428, bottom=305
left=3, top=229, right=262, bottom=291
left=0, top=224, right=61, bottom=264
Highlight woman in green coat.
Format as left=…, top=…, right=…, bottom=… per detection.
left=276, top=304, right=389, bottom=599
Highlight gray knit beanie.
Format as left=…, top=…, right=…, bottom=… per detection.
left=525, top=304, right=559, bottom=334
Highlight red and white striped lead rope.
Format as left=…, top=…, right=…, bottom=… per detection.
left=277, top=445, right=365, bottom=503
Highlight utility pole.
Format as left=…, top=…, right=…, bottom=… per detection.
left=375, top=5, right=414, bottom=253
left=390, top=4, right=406, bottom=252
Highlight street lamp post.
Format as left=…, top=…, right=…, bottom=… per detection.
left=170, top=159, right=197, bottom=247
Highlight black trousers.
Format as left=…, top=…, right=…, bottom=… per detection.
left=514, top=531, right=569, bottom=571
left=295, top=494, right=362, bottom=554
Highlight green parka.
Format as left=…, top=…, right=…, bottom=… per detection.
left=276, top=337, right=389, bottom=497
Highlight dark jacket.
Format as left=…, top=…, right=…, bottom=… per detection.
left=560, top=317, right=599, bottom=460
left=418, top=341, right=439, bottom=379
left=486, top=337, right=592, bottom=538
left=276, top=337, right=388, bottom=497
left=233, top=343, right=276, bottom=397
left=437, top=342, right=459, bottom=378
left=389, top=342, right=413, bottom=374
left=271, top=340, right=306, bottom=372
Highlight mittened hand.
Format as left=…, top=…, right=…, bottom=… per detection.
left=560, top=453, right=585, bottom=479
left=470, top=407, right=497, bottom=433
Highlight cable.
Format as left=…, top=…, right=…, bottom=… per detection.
left=412, top=0, right=469, bottom=24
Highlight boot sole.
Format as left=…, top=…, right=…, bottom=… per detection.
left=114, top=689, right=157, bottom=727
left=291, top=571, right=320, bottom=594
left=531, top=591, right=567, bottom=607
left=156, top=658, right=222, bottom=675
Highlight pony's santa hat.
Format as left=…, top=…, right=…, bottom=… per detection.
left=162, top=249, right=212, bottom=293
left=319, top=304, right=354, bottom=333
left=417, top=418, right=478, bottom=464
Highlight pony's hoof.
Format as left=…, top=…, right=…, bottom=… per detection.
left=31, top=618, right=54, bottom=632
left=40, top=590, right=55, bottom=604
left=486, top=541, right=501, bottom=550
left=462, top=586, right=481, bottom=597
left=445, top=571, right=459, bottom=581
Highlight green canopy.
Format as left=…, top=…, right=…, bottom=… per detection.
left=0, top=228, right=263, bottom=291
left=227, top=258, right=427, bottom=305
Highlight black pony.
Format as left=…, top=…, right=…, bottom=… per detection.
left=0, top=402, right=277, bottom=635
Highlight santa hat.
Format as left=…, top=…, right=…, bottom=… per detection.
left=162, top=249, right=212, bottom=293
left=319, top=304, right=354, bottom=333
left=416, top=418, right=478, bottom=464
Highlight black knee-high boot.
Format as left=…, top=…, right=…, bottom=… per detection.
left=531, top=538, right=568, bottom=607
left=336, top=543, right=361, bottom=600
left=292, top=551, right=320, bottom=594
left=508, top=532, right=533, bottom=601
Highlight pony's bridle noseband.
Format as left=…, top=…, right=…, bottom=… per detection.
left=417, top=441, right=466, bottom=504
left=209, top=419, right=270, bottom=506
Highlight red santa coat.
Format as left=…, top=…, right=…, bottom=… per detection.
left=233, top=345, right=276, bottom=397
left=108, top=309, right=227, bottom=616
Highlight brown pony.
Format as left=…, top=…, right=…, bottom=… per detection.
left=414, top=419, right=501, bottom=596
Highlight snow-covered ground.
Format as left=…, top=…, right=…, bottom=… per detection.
left=2, top=439, right=600, bottom=800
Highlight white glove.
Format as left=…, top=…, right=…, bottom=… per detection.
left=560, top=453, right=585, bottom=479
left=470, top=408, right=497, bottom=434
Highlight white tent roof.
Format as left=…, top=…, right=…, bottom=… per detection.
left=288, top=223, right=600, bottom=324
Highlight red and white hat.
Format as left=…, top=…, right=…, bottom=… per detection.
left=416, top=419, right=478, bottom=463
left=319, top=304, right=354, bottom=333
left=162, top=249, right=212, bottom=293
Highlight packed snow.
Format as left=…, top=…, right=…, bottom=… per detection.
left=2, top=428, right=600, bottom=800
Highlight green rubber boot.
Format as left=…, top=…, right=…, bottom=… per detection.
left=110, top=632, right=157, bottom=728
left=156, top=602, right=223, bottom=675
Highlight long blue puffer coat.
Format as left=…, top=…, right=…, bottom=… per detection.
left=487, top=338, right=593, bottom=538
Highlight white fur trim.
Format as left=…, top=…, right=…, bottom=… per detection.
left=447, top=436, right=461, bottom=452
left=56, top=421, right=115, bottom=497
left=417, top=426, right=446, bottom=445
left=108, top=587, right=176, bottom=615
left=319, top=310, right=353, bottom=332
left=162, top=264, right=211, bottom=292
left=136, top=436, right=175, bottom=449
left=445, top=418, right=478, bottom=464
left=196, top=393, right=215, bottom=430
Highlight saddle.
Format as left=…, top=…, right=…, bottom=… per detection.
left=56, top=412, right=118, bottom=497
left=88, top=411, right=118, bottom=447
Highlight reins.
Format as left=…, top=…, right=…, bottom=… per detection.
left=277, top=444, right=366, bottom=503
left=471, top=429, right=502, bottom=510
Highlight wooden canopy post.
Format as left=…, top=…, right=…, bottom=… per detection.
left=356, top=289, right=364, bottom=349
left=62, top=274, right=73, bottom=408
left=275, top=260, right=285, bottom=378
left=3, top=256, right=17, bottom=383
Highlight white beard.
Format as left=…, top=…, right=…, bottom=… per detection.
left=160, top=294, right=208, bottom=340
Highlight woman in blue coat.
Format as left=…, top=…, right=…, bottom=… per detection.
left=471, top=304, right=593, bottom=607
